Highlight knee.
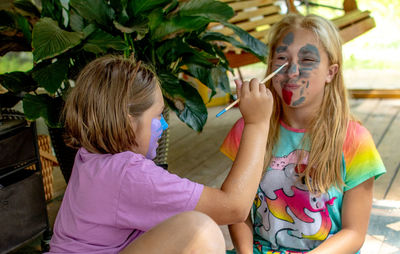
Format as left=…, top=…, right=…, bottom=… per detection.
left=180, top=211, right=225, bottom=253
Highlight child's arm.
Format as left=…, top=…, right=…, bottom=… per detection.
left=308, top=177, right=374, bottom=254
left=229, top=213, right=253, bottom=254
left=195, top=78, right=272, bottom=225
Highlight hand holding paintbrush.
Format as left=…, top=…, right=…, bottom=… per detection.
left=216, top=62, right=288, bottom=117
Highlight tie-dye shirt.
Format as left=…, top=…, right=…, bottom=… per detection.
left=221, top=118, right=385, bottom=254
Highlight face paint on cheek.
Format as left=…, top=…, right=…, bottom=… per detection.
left=282, top=88, right=293, bottom=105
left=146, top=116, right=168, bottom=159
left=293, top=96, right=305, bottom=106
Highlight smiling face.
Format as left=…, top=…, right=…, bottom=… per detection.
left=271, top=28, right=337, bottom=110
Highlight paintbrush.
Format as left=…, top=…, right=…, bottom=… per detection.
left=216, top=62, right=288, bottom=117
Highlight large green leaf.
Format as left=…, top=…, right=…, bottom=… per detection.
left=32, top=17, right=83, bottom=62
left=32, top=58, right=69, bottom=94
left=179, top=0, right=234, bottom=21
left=114, top=15, right=149, bottom=39
left=0, top=71, right=37, bottom=93
left=13, top=0, right=41, bottom=17
left=159, top=73, right=207, bottom=132
left=186, top=63, right=216, bottom=99
left=70, top=9, right=85, bottom=32
left=70, top=0, right=114, bottom=27
left=186, top=35, right=231, bottom=69
left=211, top=66, right=230, bottom=94
left=83, top=28, right=128, bottom=54
left=128, top=0, right=171, bottom=16
left=202, top=30, right=268, bottom=63
left=148, top=8, right=163, bottom=33
left=23, top=94, right=63, bottom=127
left=152, top=15, right=209, bottom=40
left=156, top=38, right=213, bottom=67
left=41, top=0, right=64, bottom=27
left=221, top=22, right=268, bottom=62
left=14, top=14, right=32, bottom=43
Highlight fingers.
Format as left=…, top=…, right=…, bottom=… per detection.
left=237, top=78, right=269, bottom=99
left=234, top=79, right=243, bottom=99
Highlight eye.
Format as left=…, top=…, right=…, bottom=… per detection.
left=302, top=58, right=315, bottom=62
left=277, top=56, right=287, bottom=61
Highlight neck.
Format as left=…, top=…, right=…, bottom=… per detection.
left=281, top=104, right=319, bottom=130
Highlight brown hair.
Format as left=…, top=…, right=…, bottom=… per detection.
left=63, top=55, right=159, bottom=154
left=265, top=14, right=355, bottom=193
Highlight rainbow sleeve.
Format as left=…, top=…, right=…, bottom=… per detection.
left=220, top=118, right=245, bottom=161
left=343, top=121, right=386, bottom=191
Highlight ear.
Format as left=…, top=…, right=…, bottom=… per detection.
left=325, top=64, right=338, bottom=83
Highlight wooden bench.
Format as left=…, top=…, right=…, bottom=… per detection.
left=286, top=0, right=376, bottom=44
left=209, top=0, right=285, bottom=68
left=211, top=0, right=375, bottom=68
left=210, top=0, right=400, bottom=99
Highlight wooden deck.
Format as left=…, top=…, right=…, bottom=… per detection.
left=168, top=98, right=400, bottom=201
left=167, top=98, right=400, bottom=252
left=11, top=98, right=400, bottom=253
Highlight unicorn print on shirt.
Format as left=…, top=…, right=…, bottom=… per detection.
left=254, top=150, right=336, bottom=250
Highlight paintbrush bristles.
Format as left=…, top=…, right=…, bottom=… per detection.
left=260, top=62, right=288, bottom=84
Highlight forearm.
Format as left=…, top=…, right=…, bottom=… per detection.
left=229, top=215, right=254, bottom=254
left=221, top=122, right=269, bottom=218
left=308, top=228, right=365, bottom=254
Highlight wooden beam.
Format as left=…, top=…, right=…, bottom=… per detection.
left=225, top=51, right=262, bottom=68
left=339, top=16, right=375, bottom=43
left=285, top=0, right=300, bottom=14
left=349, top=89, right=400, bottom=99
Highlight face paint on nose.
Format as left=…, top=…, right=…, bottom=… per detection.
left=146, top=115, right=168, bottom=159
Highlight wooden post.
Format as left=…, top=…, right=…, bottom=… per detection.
left=343, top=0, right=358, bottom=13
left=285, top=0, right=300, bottom=14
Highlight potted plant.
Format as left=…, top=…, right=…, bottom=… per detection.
left=0, top=0, right=267, bottom=182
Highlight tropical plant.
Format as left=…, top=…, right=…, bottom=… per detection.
left=0, top=0, right=267, bottom=132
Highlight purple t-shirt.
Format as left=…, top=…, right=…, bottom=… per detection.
left=49, top=148, right=203, bottom=253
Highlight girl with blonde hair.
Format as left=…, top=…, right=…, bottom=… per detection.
left=48, top=55, right=274, bottom=254
left=221, top=14, right=385, bottom=253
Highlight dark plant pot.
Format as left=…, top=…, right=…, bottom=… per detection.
left=48, top=127, right=78, bottom=183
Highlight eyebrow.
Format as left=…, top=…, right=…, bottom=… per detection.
left=276, top=45, right=287, bottom=53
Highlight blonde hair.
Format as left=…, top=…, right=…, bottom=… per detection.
left=63, top=55, right=159, bottom=154
left=265, top=14, right=353, bottom=193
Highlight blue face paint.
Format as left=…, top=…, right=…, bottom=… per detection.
left=288, top=64, right=298, bottom=75
left=293, top=96, right=305, bottom=106
left=282, top=32, right=294, bottom=45
left=297, top=44, right=321, bottom=79
left=146, top=115, right=168, bottom=159
left=276, top=45, right=287, bottom=53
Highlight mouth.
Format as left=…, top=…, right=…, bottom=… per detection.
left=283, top=83, right=300, bottom=90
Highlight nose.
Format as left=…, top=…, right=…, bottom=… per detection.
left=287, top=62, right=299, bottom=78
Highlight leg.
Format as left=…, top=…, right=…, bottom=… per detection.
left=121, top=211, right=225, bottom=254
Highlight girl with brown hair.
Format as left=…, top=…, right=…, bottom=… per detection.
left=221, top=14, right=385, bottom=254
left=48, top=55, right=274, bottom=253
